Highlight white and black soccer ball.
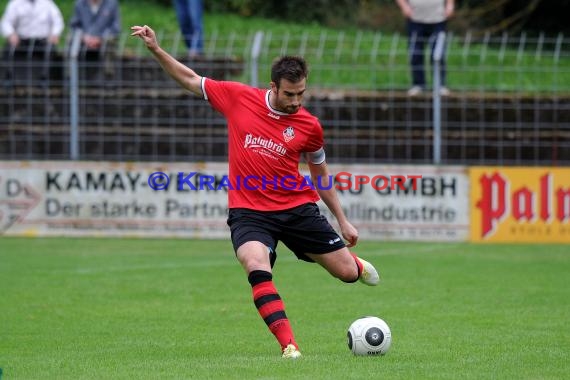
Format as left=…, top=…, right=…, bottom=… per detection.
left=347, top=316, right=392, bottom=356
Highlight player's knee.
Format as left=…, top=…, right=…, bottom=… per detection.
left=337, top=266, right=359, bottom=283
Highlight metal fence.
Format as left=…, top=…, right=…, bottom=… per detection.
left=0, top=29, right=569, bottom=165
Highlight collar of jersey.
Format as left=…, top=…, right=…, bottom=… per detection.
left=266, top=90, right=291, bottom=116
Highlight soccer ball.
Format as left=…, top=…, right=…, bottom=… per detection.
left=347, top=316, right=392, bottom=356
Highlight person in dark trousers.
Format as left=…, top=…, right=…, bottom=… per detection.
left=172, top=0, right=203, bottom=58
left=70, top=0, right=121, bottom=80
left=396, top=0, right=455, bottom=96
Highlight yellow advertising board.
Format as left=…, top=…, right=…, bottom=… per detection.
left=470, top=167, right=570, bottom=243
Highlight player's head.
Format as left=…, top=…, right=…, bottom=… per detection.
left=271, top=55, right=308, bottom=85
left=270, top=56, right=309, bottom=114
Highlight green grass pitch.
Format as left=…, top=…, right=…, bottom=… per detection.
left=1, top=237, right=569, bottom=379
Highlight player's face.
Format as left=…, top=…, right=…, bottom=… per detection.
left=271, top=78, right=306, bottom=114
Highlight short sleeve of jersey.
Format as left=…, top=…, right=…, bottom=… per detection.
left=304, top=119, right=325, bottom=153
left=203, top=78, right=249, bottom=115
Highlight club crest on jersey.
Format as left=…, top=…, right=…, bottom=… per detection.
left=283, top=126, right=295, bottom=142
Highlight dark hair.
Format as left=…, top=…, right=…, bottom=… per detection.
left=271, top=56, right=309, bottom=87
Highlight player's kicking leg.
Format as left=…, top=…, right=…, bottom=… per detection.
left=306, top=248, right=380, bottom=286
left=355, top=255, right=380, bottom=286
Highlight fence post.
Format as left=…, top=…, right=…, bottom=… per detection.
left=250, top=31, right=264, bottom=87
left=69, top=30, right=82, bottom=160
left=432, top=31, right=446, bottom=164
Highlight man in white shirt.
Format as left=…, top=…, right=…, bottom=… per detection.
left=1, top=0, right=65, bottom=84
left=396, top=0, right=454, bottom=96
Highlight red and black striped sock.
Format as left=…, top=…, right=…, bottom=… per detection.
left=248, top=270, right=298, bottom=351
left=350, top=252, right=364, bottom=279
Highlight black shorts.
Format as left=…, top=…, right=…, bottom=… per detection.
left=227, top=202, right=346, bottom=263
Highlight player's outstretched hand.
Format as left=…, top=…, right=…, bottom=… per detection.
left=340, top=221, right=359, bottom=248
left=130, top=25, right=159, bottom=51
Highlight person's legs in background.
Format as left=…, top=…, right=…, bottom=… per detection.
left=429, top=21, right=449, bottom=95
left=173, top=0, right=193, bottom=55
left=2, top=43, right=15, bottom=87
left=407, top=19, right=426, bottom=96
left=102, top=37, right=117, bottom=82
left=173, top=0, right=203, bottom=58
left=186, top=0, right=203, bottom=57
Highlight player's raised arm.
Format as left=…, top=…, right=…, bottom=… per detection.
left=130, top=25, right=203, bottom=97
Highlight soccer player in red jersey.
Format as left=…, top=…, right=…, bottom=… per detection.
left=131, top=25, right=380, bottom=359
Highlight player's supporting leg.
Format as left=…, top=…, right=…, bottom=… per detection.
left=248, top=270, right=299, bottom=351
left=238, top=242, right=301, bottom=358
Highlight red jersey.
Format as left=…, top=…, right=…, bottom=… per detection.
left=203, top=78, right=324, bottom=211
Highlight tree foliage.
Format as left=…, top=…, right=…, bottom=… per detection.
left=454, top=0, right=568, bottom=35
left=154, top=0, right=568, bottom=34
left=205, top=0, right=359, bottom=26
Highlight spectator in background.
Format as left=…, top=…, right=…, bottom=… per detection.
left=396, top=0, right=454, bottom=96
left=173, top=0, right=204, bottom=58
left=1, top=0, right=64, bottom=84
left=70, top=0, right=121, bottom=80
